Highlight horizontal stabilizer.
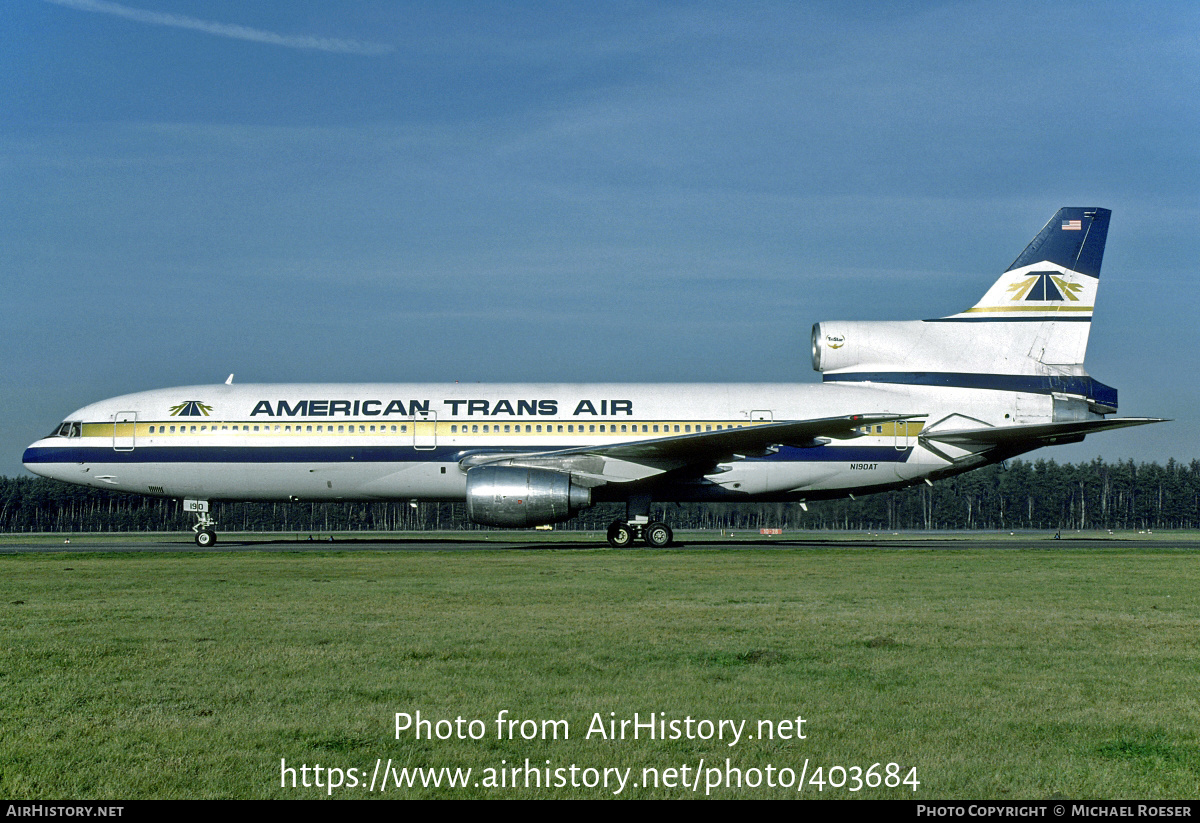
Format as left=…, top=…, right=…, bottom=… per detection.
left=923, top=417, right=1166, bottom=449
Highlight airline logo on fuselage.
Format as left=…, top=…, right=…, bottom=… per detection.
left=170, top=401, right=213, bottom=417
left=249, top=398, right=635, bottom=417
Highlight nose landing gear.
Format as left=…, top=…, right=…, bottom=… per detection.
left=185, top=499, right=218, bottom=547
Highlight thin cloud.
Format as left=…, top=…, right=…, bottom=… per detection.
left=44, top=0, right=393, bottom=56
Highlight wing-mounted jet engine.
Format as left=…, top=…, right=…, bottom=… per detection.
left=465, top=466, right=593, bottom=527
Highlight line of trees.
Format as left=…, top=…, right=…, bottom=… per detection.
left=3, top=458, right=1199, bottom=534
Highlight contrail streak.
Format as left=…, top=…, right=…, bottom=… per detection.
left=44, top=0, right=394, bottom=56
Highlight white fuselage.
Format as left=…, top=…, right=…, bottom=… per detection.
left=22, top=380, right=1047, bottom=504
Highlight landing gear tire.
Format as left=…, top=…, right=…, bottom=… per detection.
left=607, top=521, right=634, bottom=548
left=645, top=522, right=673, bottom=548
left=195, top=529, right=217, bottom=548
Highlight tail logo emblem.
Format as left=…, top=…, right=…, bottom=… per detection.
left=1007, top=271, right=1083, bottom=302
left=169, top=401, right=213, bottom=417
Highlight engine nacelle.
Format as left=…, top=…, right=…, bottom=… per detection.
left=814, top=320, right=941, bottom=373
left=464, top=466, right=592, bottom=527
left=812, top=319, right=1063, bottom=375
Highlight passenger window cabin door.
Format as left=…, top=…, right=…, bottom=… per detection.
left=413, top=410, right=437, bottom=450
left=113, top=411, right=137, bottom=451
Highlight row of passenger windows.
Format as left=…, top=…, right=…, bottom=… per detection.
left=149, top=423, right=410, bottom=434
left=447, top=423, right=740, bottom=434
left=78, top=420, right=921, bottom=438
left=140, top=422, right=746, bottom=435
left=856, top=424, right=922, bottom=434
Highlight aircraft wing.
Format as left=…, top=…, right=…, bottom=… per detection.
left=559, top=413, right=918, bottom=461
left=921, top=417, right=1167, bottom=449
left=458, top=413, right=922, bottom=484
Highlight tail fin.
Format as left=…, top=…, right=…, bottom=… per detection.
left=943, top=207, right=1114, bottom=410
left=1006, top=207, right=1110, bottom=277
left=952, top=207, right=1111, bottom=321
left=816, top=208, right=1119, bottom=412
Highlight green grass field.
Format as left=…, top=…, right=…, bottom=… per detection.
left=2, top=535, right=1199, bottom=798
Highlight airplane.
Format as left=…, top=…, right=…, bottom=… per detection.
left=23, top=208, right=1164, bottom=547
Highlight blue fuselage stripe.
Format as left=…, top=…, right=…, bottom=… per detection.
left=23, top=444, right=912, bottom=465
left=922, top=316, right=1092, bottom=323
left=821, top=371, right=1118, bottom=408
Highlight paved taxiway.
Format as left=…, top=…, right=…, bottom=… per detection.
left=0, top=535, right=1145, bottom=553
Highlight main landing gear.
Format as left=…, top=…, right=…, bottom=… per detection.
left=607, top=495, right=673, bottom=547
left=607, top=519, right=674, bottom=548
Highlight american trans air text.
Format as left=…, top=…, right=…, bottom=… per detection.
left=247, top=399, right=634, bottom=417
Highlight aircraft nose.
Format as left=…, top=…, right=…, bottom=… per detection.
left=23, top=440, right=60, bottom=480
left=23, top=446, right=43, bottom=475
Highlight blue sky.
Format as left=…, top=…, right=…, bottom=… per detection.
left=3, top=0, right=1197, bottom=477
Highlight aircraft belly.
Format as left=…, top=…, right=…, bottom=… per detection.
left=707, top=462, right=774, bottom=495
left=703, top=444, right=914, bottom=497
left=47, top=459, right=449, bottom=502
left=359, top=463, right=465, bottom=500
left=753, top=461, right=839, bottom=494
left=184, top=462, right=451, bottom=501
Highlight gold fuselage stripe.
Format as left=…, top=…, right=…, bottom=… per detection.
left=83, top=420, right=925, bottom=439
left=962, top=305, right=1093, bottom=313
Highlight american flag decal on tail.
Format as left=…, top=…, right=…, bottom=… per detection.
left=1062, top=219, right=1082, bottom=230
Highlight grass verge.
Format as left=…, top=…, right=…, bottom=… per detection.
left=2, top=544, right=1198, bottom=798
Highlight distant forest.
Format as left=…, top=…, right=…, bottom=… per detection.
left=3, top=458, right=1199, bottom=533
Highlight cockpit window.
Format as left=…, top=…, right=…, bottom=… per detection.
left=48, top=421, right=82, bottom=438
